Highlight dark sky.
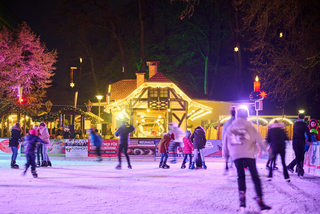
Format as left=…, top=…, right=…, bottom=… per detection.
left=1, top=0, right=319, bottom=120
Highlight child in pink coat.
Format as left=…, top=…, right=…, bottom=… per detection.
left=181, top=130, right=193, bottom=169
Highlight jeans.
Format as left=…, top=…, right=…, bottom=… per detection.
left=193, top=149, right=205, bottom=163
left=234, top=158, right=263, bottom=198
left=182, top=154, right=192, bottom=165
left=268, top=150, right=289, bottom=179
left=10, top=146, right=18, bottom=161
left=42, top=144, right=50, bottom=162
left=25, top=152, right=36, bottom=171
left=118, top=144, right=130, bottom=166
left=36, top=144, right=43, bottom=162
left=160, top=153, right=168, bottom=163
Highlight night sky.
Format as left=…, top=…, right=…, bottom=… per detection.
left=1, top=0, right=319, bottom=119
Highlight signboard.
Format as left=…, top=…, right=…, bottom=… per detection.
left=129, top=138, right=158, bottom=156
left=0, top=138, right=20, bottom=154
left=88, top=139, right=119, bottom=157
left=65, top=139, right=88, bottom=158
left=20, top=139, right=65, bottom=156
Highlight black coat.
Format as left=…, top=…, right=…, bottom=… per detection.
left=9, top=128, right=21, bottom=147
left=24, top=134, right=47, bottom=154
left=115, top=124, right=135, bottom=145
left=267, top=127, right=288, bottom=153
left=190, top=126, right=206, bottom=149
left=293, top=121, right=311, bottom=142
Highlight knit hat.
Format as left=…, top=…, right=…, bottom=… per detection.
left=185, top=130, right=191, bottom=138
left=29, top=129, right=37, bottom=135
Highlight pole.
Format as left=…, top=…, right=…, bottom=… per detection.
left=98, top=99, right=101, bottom=123
left=256, top=109, right=259, bottom=133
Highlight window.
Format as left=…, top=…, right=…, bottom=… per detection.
left=159, top=88, right=168, bottom=98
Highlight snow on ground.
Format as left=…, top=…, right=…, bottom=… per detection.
left=0, top=156, right=319, bottom=214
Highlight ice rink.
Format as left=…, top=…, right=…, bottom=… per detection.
left=1, top=157, right=319, bottom=214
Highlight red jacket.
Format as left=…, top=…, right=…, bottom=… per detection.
left=183, top=137, right=193, bottom=154
left=158, top=134, right=172, bottom=153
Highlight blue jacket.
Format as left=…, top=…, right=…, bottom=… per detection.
left=304, top=133, right=318, bottom=152
left=115, top=124, right=135, bottom=145
left=90, top=132, right=102, bottom=146
left=24, top=134, right=47, bottom=154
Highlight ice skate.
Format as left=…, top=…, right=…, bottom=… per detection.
left=11, top=161, right=19, bottom=169
left=162, top=161, right=170, bottom=169
left=31, top=170, right=38, bottom=178
left=128, top=165, right=132, bottom=169
left=116, top=164, right=121, bottom=170
left=239, top=191, right=246, bottom=208
left=255, top=196, right=271, bottom=211
left=181, top=162, right=186, bottom=169
left=36, top=161, right=41, bottom=167
left=287, top=166, right=294, bottom=173
left=285, top=178, right=291, bottom=182
left=21, top=168, right=28, bottom=176
left=190, top=162, right=195, bottom=170
left=47, top=161, right=52, bottom=167
left=41, top=161, right=47, bottom=167
left=202, top=162, right=207, bottom=170
left=159, top=161, right=163, bottom=168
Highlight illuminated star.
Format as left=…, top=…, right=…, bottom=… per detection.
left=260, top=91, right=268, bottom=98
left=70, top=82, right=75, bottom=88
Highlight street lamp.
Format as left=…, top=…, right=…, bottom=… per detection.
left=96, top=95, right=103, bottom=122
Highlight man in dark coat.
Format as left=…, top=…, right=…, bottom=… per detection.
left=266, top=121, right=290, bottom=181
left=115, top=120, right=135, bottom=169
left=9, top=123, right=22, bottom=169
left=287, top=112, right=311, bottom=177
left=190, top=126, right=207, bottom=169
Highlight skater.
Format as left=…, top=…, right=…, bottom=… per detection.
left=266, top=121, right=290, bottom=182
left=168, top=122, right=184, bottom=164
left=115, top=119, right=135, bottom=169
left=22, top=129, right=48, bottom=178
left=90, top=128, right=103, bottom=161
left=309, top=119, right=320, bottom=140
left=304, top=129, right=318, bottom=154
left=9, top=123, right=22, bottom=169
left=287, top=112, right=311, bottom=176
left=181, top=130, right=193, bottom=169
left=190, top=126, right=207, bottom=169
left=222, top=106, right=236, bottom=169
left=39, top=122, right=52, bottom=167
left=223, top=107, right=271, bottom=211
left=265, top=122, right=284, bottom=170
left=34, top=125, right=43, bottom=167
left=158, top=133, right=175, bottom=169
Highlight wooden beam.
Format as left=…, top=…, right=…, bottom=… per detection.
left=178, top=113, right=186, bottom=127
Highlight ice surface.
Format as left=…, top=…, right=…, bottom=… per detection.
left=0, top=157, right=319, bottom=214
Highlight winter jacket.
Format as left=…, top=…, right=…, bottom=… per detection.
left=24, top=134, right=47, bottom=154
left=39, top=127, right=50, bottom=143
left=90, top=132, right=102, bottom=146
left=115, top=124, right=135, bottom=145
left=222, top=116, right=235, bottom=141
left=190, top=126, right=206, bottom=149
left=304, top=133, right=318, bottom=152
left=158, top=134, right=172, bottom=153
left=293, top=120, right=311, bottom=142
left=222, top=118, right=267, bottom=161
left=183, top=137, right=193, bottom=154
left=168, top=122, right=184, bottom=143
left=266, top=122, right=288, bottom=154
left=9, top=125, right=22, bottom=147
left=309, top=119, right=320, bottom=141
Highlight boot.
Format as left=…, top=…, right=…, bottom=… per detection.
left=116, top=164, right=121, bottom=170
left=47, top=161, right=52, bottom=167
left=202, top=162, right=207, bottom=170
left=128, top=164, right=132, bottom=169
left=159, top=161, right=163, bottom=168
left=190, top=162, right=195, bottom=170
left=254, top=196, right=271, bottom=211
left=181, top=162, right=186, bottom=169
left=41, top=161, right=47, bottom=167
left=287, top=165, right=294, bottom=173
left=162, top=161, right=170, bottom=169
left=36, top=161, right=40, bottom=167
left=239, top=191, right=246, bottom=208
left=31, top=170, right=38, bottom=178
left=297, top=162, right=304, bottom=177
left=11, top=160, right=19, bottom=169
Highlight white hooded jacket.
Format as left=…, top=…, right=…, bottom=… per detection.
left=222, top=118, right=267, bottom=161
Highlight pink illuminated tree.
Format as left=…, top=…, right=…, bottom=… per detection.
left=0, top=22, right=57, bottom=108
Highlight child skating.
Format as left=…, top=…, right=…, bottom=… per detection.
left=158, top=133, right=174, bottom=169
left=181, top=130, right=193, bottom=169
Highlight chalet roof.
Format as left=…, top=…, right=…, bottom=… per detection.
left=146, top=72, right=172, bottom=83
left=110, top=79, right=137, bottom=100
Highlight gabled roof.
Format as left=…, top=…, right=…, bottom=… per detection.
left=110, top=79, right=137, bottom=100
left=146, top=72, right=172, bottom=83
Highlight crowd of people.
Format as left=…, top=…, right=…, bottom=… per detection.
left=7, top=109, right=319, bottom=211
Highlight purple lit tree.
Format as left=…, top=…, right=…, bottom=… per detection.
left=0, top=22, right=57, bottom=108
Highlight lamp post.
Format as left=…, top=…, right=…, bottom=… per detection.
left=96, top=95, right=103, bottom=122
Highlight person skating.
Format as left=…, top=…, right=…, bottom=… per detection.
left=33, top=125, right=43, bottom=167
left=115, top=119, right=135, bottom=169
left=223, top=107, right=271, bottom=211
left=181, top=130, right=193, bottom=169
left=287, top=112, right=311, bottom=176
left=222, top=106, right=236, bottom=170
left=90, top=128, right=103, bottom=161
left=266, top=121, right=290, bottom=182
left=39, top=122, right=52, bottom=167
left=190, top=126, right=207, bottom=169
left=308, top=119, right=320, bottom=141
left=158, top=133, right=174, bottom=169
left=22, top=129, right=48, bottom=178
left=168, top=122, right=184, bottom=164
left=9, top=123, right=22, bottom=169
